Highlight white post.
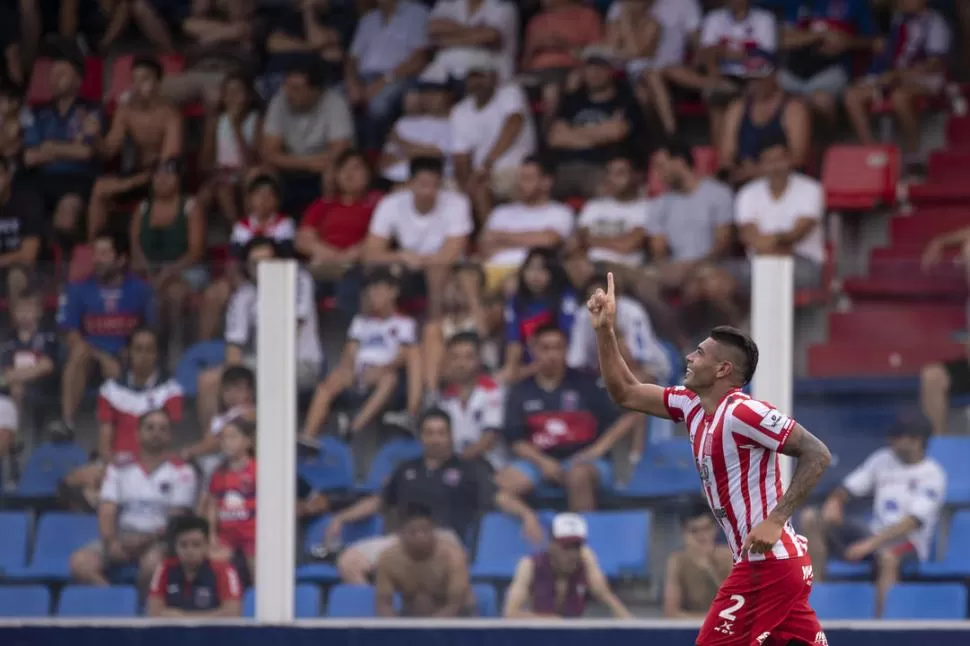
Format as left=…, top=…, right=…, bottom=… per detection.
left=750, top=255, right=795, bottom=486
left=256, top=260, right=297, bottom=623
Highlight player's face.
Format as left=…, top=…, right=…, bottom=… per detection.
left=132, top=66, right=160, bottom=99
left=684, top=338, right=724, bottom=390
left=365, top=281, right=397, bottom=314
left=129, top=331, right=159, bottom=375
left=533, top=330, right=567, bottom=376
left=175, top=529, right=208, bottom=568
left=12, top=296, right=40, bottom=330
left=683, top=516, right=717, bottom=553
left=139, top=412, right=172, bottom=453
left=220, top=422, right=251, bottom=460
left=419, top=418, right=453, bottom=459
left=445, top=341, right=480, bottom=383
left=50, top=61, right=79, bottom=97
left=400, top=517, right=436, bottom=559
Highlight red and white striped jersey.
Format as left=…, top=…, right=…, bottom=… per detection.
left=663, top=386, right=807, bottom=563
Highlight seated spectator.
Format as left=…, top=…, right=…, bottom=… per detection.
left=57, top=229, right=156, bottom=428
left=479, top=158, right=572, bottom=292
left=181, top=365, right=256, bottom=472
left=499, top=248, right=578, bottom=384
left=379, top=82, right=454, bottom=187
left=0, top=84, right=27, bottom=174
left=264, top=0, right=352, bottom=88
left=298, top=149, right=382, bottom=287
left=718, top=53, right=811, bottom=187
left=198, top=72, right=264, bottom=225
left=799, top=415, right=946, bottom=617
left=204, top=418, right=257, bottom=574
left=302, top=268, right=420, bottom=438
left=324, top=408, right=542, bottom=584
left=843, top=0, right=950, bottom=176
left=548, top=46, right=647, bottom=200
left=375, top=502, right=475, bottom=617
left=422, top=264, right=490, bottom=391
left=496, top=324, right=629, bottom=511
left=0, top=156, right=44, bottom=307
left=677, top=264, right=747, bottom=349
left=697, top=0, right=778, bottom=144
left=605, top=0, right=703, bottom=135
left=778, top=0, right=878, bottom=122
left=345, top=0, right=430, bottom=149
left=70, top=409, right=197, bottom=591
left=147, top=515, right=243, bottom=617
left=436, top=332, right=507, bottom=469
left=362, top=156, right=473, bottom=319
left=130, top=159, right=207, bottom=355
left=504, top=512, right=631, bottom=618
left=423, top=0, right=518, bottom=84
left=729, top=137, right=825, bottom=292
left=663, top=503, right=732, bottom=618
left=22, top=50, right=101, bottom=248
left=261, top=59, right=354, bottom=213
left=89, top=56, right=184, bottom=239
left=451, top=53, right=536, bottom=219
left=98, top=0, right=179, bottom=51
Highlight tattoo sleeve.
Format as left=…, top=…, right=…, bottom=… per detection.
left=769, top=424, right=832, bottom=524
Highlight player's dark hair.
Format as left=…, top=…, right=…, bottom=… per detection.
left=400, top=501, right=434, bottom=524
left=93, top=227, right=130, bottom=259
left=170, top=514, right=210, bottom=541
left=522, top=154, right=554, bottom=177
left=419, top=407, right=452, bottom=435
left=132, top=55, right=164, bottom=79
left=683, top=502, right=714, bottom=526
left=409, top=155, right=444, bottom=179
left=447, top=331, right=481, bottom=351
left=222, top=365, right=255, bottom=392
left=710, top=326, right=759, bottom=386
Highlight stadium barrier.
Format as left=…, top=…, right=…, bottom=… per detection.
left=2, top=619, right=970, bottom=645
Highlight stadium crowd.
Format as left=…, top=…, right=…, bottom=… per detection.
left=0, top=0, right=965, bottom=622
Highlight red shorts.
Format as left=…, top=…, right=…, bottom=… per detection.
left=696, top=554, right=826, bottom=646
left=218, top=530, right=255, bottom=559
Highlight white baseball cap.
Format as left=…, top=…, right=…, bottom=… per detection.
left=552, top=513, right=588, bottom=544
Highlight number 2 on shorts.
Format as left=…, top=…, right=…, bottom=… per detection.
left=718, top=595, right=746, bottom=622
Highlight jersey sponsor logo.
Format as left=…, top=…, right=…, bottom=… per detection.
left=761, top=410, right=789, bottom=434
left=756, top=632, right=770, bottom=645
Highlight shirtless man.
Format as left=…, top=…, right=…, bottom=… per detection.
left=375, top=502, right=474, bottom=618
left=88, top=55, right=183, bottom=239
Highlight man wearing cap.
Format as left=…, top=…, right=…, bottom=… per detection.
left=798, top=414, right=946, bottom=616
left=504, top=512, right=631, bottom=618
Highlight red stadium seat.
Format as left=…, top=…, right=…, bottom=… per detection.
left=105, top=54, right=187, bottom=112
left=26, top=56, right=103, bottom=106
left=821, top=145, right=900, bottom=211
left=947, top=115, right=970, bottom=148
left=807, top=340, right=964, bottom=378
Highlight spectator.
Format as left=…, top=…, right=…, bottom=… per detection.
left=89, top=56, right=184, bottom=239
left=423, top=0, right=519, bottom=84
left=548, top=46, right=647, bottom=200
left=697, top=0, right=778, bottom=144
left=662, top=503, right=733, bottom=618
left=69, top=409, right=197, bottom=591
left=718, top=52, right=811, bottom=187
left=262, top=59, right=354, bottom=212
left=499, top=248, right=578, bottom=384
left=379, top=82, right=453, bottom=187
left=57, top=229, right=156, bottom=428
left=22, top=50, right=101, bottom=248
left=799, top=415, right=946, bottom=617
left=605, top=0, right=703, bottom=135
left=0, top=156, right=44, bottom=306
left=130, top=158, right=207, bottom=356
left=146, top=515, right=243, bottom=617
left=302, top=268, right=420, bottom=438
left=479, top=157, right=572, bottom=292
left=362, top=156, right=473, bottom=319
left=730, top=136, right=825, bottom=292
left=375, top=502, right=474, bottom=617
left=264, top=0, right=352, bottom=86
left=181, top=365, right=256, bottom=471
left=843, top=0, right=950, bottom=176
left=324, top=408, right=542, bottom=584
left=436, top=332, right=507, bottom=469
left=504, top=512, right=631, bottom=618
left=204, top=418, right=257, bottom=574
left=451, top=52, right=536, bottom=219
left=496, top=324, right=628, bottom=511
left=345, top=0, right=430, bottom=149
left=778, top=0, right=878, bottom=121
left=0, top=84, right=26, bottom=175
left=97, top=0, right=178, bottom=51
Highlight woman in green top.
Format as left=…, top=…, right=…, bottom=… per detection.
left=130, top=158, right=207, bottom=357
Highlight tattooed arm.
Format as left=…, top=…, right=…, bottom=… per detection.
left=769, top=425, right=832, bottom=524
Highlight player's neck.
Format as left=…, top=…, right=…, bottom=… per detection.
left=698, top=383, right=738, bottom=415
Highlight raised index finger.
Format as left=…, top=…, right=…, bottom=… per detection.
left=607, top=272, right=615, bottom=299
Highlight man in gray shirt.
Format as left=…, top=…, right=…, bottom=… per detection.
left=262, top=60, right=355, bottom=212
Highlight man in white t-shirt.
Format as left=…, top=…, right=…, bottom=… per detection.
left=380, top=82, right=454, bottom=185
left=730, top=136, right=825, bottom=292
left=577, top=154, right=648, bottom=270
left=423, top=0, right=519, bottom=83
left=70, top=409, right=197, bottom=592
left=364, top=156, right=473, bottom=317
left=800, top=415, right=946, bottom=617
left=450, top=51, right=537, bottom=217
left=479, top=157, right=573, bottom=291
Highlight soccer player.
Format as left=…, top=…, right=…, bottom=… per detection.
left=588, top=273, right=832, bottom=646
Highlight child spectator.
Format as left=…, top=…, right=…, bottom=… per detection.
left=422, top=263, right=489, bottom=392
left=205, top=418, right=257, bottom=576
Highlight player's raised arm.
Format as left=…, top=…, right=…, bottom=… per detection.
left=590, top=273, right=671, bottom=419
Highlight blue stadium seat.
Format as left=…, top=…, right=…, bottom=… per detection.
left=883, top=583, right=968, bottom=619
left=920, top=512, right=970, bottom=577
left=174, top=340, right=227, bottom=396
left=473, top=583, right=498, bottom=617
left=296, top=515, right=384, bottom=583
left=326, top=584, right=377, bottom=617
left=243, top=584, right=322, bottom=618
left=0, top=585, right=51, bottom=617
left=824, top=560, right=873, bottom=580
left=57, top=585, right=138, bottom=617
left=298, top=436, right=354, bottom=492
left=585, top=511, right=650, bottom=578
left=3, top=513, right=98, bottom=581
left=810, top=583, right=876, bottom=619
left=470, top=511, right=552, bottom=579
left=14, top=442, right=88, bottom=498
left=618, top=439, right=698, bottom=499
left=814, top=432, right=885, bottom=495
left=358, top=438, right=423, bottom=492
left=0, top=511, right=29, bottom=574
left=928, top=437, right=970, bottom=504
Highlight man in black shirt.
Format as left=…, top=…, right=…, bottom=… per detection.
left=0, top=157, right=44, bottom=306
left=547, top=45, right=648, bottom=200
left=324, top=408, right=542, bottom=584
